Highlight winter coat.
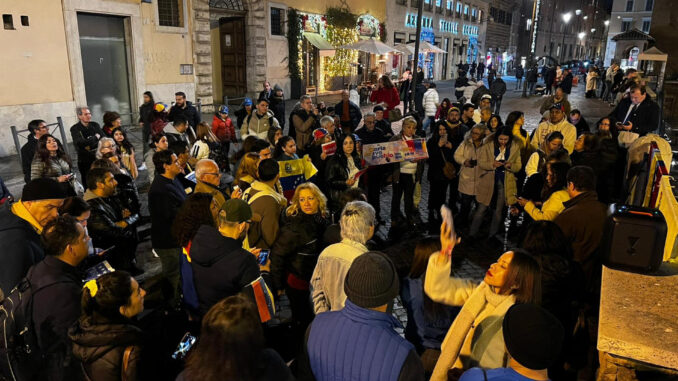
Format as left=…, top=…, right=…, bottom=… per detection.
left=291, top=109, right=319, bottom=150
left=190, top=139, right=211, bottom=161
left=0, top=202, right=45, bottom=294
left=234, top=107, right=252, bottom=130
left=148, top=175, right=186, bottom=249
left=190, top=224, right=261, bottom=315
left=454, top=138, right=485, bottom=197
left=84, top=190, right=137, bottom=259
left=70, top=315, right=144, bottom=381
left=427, top=123, right=466, bottom=183
left=270, top=94, right=286, bottom=129
left=270, top=212, right=330, bottom=291
left=489, top=79, right=507, bottom=100
left=586, top=71, right=599, bottom=91
left=370, top=87, right=401, bottom=119
left=610, top=96, right=661, bottom=137
left=211, top=114, right=235, bottom=143
left=310, top=239, right=368, bottom=313
left=70, top=121, right=104, bottom=164
left=138, top=102, right=155, bottom=127
left=515, top=67, right=524, bottom=79
left=176, top=348, right=293, bottom=381
left=530, top=118, right=577, bottom=153
left=30, top=156, right=72, bottom=181
left=526, top=67, right=538, bottom=83
left=30, top=255, right=82, bottom=380
left=390, top=133, right=425, bottom=183
left=476, top=141, right=521, bottom=206
left=324, top=153, right=362, bottom=209
left=572, top=118, right=590, bottom=136
left=168, top=101, right=201, bottom=128
left=334, top=100, right=363, bottom=130
left=306, top=300, right=424, bottom=381
left=471, top=86, right=491, bottom=106
left=243, top=181, right=287, bottom=249
left=21, top=136, right=38, bottom=183
left=422, top=88, right=440, bottom=117
left=523, top=189, right=570, bottom=221
left=560, top=73, right=573, bottom=94
left=242, top=111, right=279, bottom=140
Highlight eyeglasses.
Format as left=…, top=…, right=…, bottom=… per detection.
left=203, top=172, right=220, bottom=176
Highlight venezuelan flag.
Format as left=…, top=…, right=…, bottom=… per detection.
left=278, top=155, right=318, bottom=201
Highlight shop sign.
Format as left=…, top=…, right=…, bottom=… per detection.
left=439, top=20, right=459, bottom=34
left=301, top=13, right=327, bottom=36
left=405, top=13, right=433, bottom=30
left=357, top=14, right=380, bottom=39
left=462, top=24, right=478, bottom=36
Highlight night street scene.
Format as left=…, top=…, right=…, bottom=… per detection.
left=1, top=0, right=678, bottom=380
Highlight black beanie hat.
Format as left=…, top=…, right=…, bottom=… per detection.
left=503, top=303, right=564, bottom=370
left=22, top=178, right=68, bottom=201
left=344, top=251, right=399, bottom=309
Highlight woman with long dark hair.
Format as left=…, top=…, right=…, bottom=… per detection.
left=516, top=161, right=571, bottom=221
left=435, top=98, right=452, bottom=121
left=70, top=271, right=146, bottom=381
left=426, top=121, right=456, bottom=227
left=504, top=111, right=531, bottom=180
left=139, top=91, right=155, bottom=153
left=324, top=134, right=362, bottom=213
left=31, top=134, right=76, bottom=195
left=369, top=75, right=401, bottom=120
left=144, top=133, right=168, bottom=183
left=470, top=126, right=521, bottom=239
left=425, top=222, right=541, bottom=378
left=178, top=295, right=293, bottom=381
left=112, top=128, right=138, bottom=179
left=273, top=136, right=299, bottom=161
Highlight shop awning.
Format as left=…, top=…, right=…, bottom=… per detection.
left=303, top=32, right=336, bottom=57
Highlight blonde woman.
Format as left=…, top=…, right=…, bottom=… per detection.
left=191, top=122, right=218, bottom=161
left=271, top=183, right=331, bottom=328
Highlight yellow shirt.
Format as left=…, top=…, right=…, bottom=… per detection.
left=11, top=200, right=43, bottom=234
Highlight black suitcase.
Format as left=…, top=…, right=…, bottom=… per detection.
left=601, top=204, right=667, bottom=273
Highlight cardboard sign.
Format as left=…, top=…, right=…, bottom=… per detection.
left=322, top=141, right=337, bottom=156
left=362, top=138, right=429, bottom=166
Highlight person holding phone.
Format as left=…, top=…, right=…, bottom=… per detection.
left=454, top=124, right=486, bottom=230
left=70, top=271, right=147, bottom=381
left=31, top=134, right=77, bottom=196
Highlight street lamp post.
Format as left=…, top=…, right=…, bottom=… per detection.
left=561, top=12, right=572, bottom=64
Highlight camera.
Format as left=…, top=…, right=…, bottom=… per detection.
left=469, top=159, right=477, bottom=167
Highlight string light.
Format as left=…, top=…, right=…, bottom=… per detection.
left=325, top=25, right=359, bottom=82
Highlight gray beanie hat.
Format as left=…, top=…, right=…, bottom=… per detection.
left=344, top=251, right=399, bottom=309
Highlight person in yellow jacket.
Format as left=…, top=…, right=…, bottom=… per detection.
left=515, top=161, right=571, bottom=221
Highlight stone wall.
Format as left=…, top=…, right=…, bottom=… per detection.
left=193, top=0, right=215, bottom=111
left=244, top=0, right=268, bottom=96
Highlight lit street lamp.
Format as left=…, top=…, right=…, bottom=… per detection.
left=561, top=12, right=572, bottom=63
left=578, top=32, right=586, bottom=39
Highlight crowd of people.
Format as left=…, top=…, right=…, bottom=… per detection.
left=0, top=63, right=664, bottom=381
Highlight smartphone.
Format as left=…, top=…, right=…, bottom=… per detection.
left=258, top=249, right=270, bottom=265
left=93, top=245, right=115, bottom=256
left=439, top=134, right=448, bottom=145
left=440, top=205, right=456, bottom=243
left=172, top=332, right=197, bottom=360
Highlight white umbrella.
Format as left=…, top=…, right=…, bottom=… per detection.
left=393, top=43, right=415, bottom=55
left=339, top=38, right=398, bottom=55
left=408, top=40, right=445, bottom=54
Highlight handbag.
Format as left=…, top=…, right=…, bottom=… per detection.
left=441, top=151, right=457, bottom=180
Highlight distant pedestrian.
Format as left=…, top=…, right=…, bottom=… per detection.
left=490, top=74, right=507, bottom=115
left=515, top=65, right=524, bottom=89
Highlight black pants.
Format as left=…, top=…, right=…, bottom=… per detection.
left=142, top=123, right=151, bottom=155
left=492, top=98, right=502, bottom=115
left=428, top=177, right=458, bottom=213
left=285, top=285, right=314, bottom=330
left=391, top=173, right=416, bottom=220
left=78, top=159, right=94, bottom=186
left=366, top=167, right=382, bottom=219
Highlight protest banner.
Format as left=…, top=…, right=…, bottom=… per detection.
left=362, top=138, right=428, bottom=166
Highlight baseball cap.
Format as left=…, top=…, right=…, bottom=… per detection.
left=219, top=199, right=252, bottom=223
left=243, top=98, right=253, bottom=107
left=218, top=105, right=229, bottom=114
left=481, top=94, right=492, bottom=101
left=550, top=102, right=564, bottom=111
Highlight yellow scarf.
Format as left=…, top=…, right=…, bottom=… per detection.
left=11, top=200, right=44, bottom=234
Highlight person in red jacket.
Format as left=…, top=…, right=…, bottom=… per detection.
left=370, top=75, right=401, bottom=120
left=212, top=105, right=236, bottom=157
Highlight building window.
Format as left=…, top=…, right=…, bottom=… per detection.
left=411, top=0, right=420, bottom=7
left=642, top=19, right=651, bottom=33
left=396, top=0, right=407, bottom=5
left=506, top=12, right=512, bottom=25
left=645, top=0, right=653, bottom=11
left=158, top=0, right=184, bottom=27
left=270, top=7, right=284, bottom=36
left=621, top=19, right=632, bottom=31
left=3, top=14, right=14, bottom=30
left=625, top=0, right=634, bottom=11
left=394, top=32, right=406, bottom=43
left=20, top=15, right=29, bottom=26
left=408, top=33, right=417, bottom=43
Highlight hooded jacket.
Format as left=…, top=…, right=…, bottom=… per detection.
left=0, top=202, right=44, bottom=294
left=211, top=114, right=235, bottom=143
left=70, top=315, right=143, bottom=381
left=168, top=100, right=201, bottom=128
left=530, top=118, right=577, bottom=153
left=189, top=225, right=261, bottom=315
left=243, top=181, right=287, bottom=249
left=242, top=111, right=280, bottom=140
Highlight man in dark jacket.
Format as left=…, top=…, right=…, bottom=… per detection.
left=292, top=95, right=320, bottom=153
left=258, top=81, right=272, bottom=103
left=168, top=91, right=200, bottom=129
left=84, top=168, right=140, bottom=273
left=299, top=252, right=425, bottom=381
left=471, top=82, right=491, bottom=106
left=148, top=150, right=186, bottom=307
left=515, top=65, right=524, bottom=89
left=490, top=74, right=507, bottom=115
left=559, top=68, right=573, bottom=94
left=373, top=105, right=394, bottom=137
left=0, top=178, right=66, bottom=294
left=335, top=90, right=362, bottom=134
left=31, top=215, right=89, bottom=381
left=543, top=65, right=555, bottom=95
left=569, top=109, right=590, bottom=136
left=190, top=198, right=267, bottom=315
left=554, top=166, right=607, bottom=289
left=609, top=82, right=660, bottom=137
left=21, top=119, right=49, bottom=183
left=269, top=84, right=286, bottom=130
left=70, top=106, right=104, bottom=184
left=526, top=65, right=538, bottom=94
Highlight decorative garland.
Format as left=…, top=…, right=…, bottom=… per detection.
left=326, top=7, right=358, bottom=29
left=287, top=8, right=301, bottom=80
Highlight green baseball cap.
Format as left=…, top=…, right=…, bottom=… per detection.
left=219, top=198, right=252, bottom=223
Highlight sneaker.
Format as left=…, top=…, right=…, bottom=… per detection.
left=138, top=163, right=147, bottom=171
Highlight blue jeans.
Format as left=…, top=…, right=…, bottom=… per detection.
left=422, top=116, right=436, bottom=135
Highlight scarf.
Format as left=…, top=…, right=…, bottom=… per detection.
left=246, top=180, right=288, bottom=209
left=430, top=282, right=515, bottom=380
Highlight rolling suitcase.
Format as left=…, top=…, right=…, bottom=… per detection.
left=601, top=204, right=667, bottom=273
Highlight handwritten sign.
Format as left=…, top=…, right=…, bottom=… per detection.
left=362, top=139, right=428, bottom=166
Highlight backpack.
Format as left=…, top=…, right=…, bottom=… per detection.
left=0, top=268, right=69, bottom=381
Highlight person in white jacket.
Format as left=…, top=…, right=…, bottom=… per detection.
left=529, top=103, right=576, bottom=153
left=422, top=82, right=440, bottom=134
left=190, top=122, right=218, bottom=161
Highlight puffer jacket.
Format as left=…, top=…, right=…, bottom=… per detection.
left=70, top=315, right=144, bottom=381
left=211, top=114, right=235, bottom=143
left=270, top=212, right=330, bottom=291
left=454, top=138, right=485, bottom=197
left=422, top=88, right=440, bottom=117
left=476, top=141, right=522, bottom=206
left=241, top=111, right=279, bottom=140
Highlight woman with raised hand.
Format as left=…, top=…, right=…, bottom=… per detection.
left=425, top=222, right=541, bottom=380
